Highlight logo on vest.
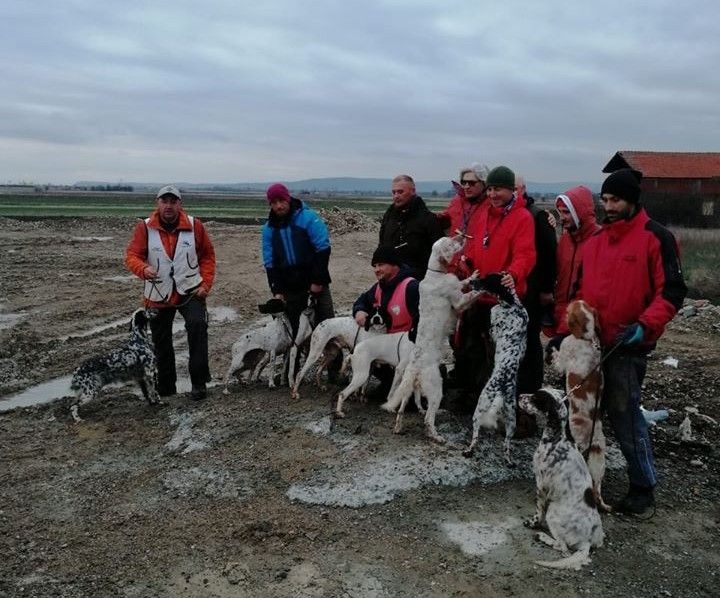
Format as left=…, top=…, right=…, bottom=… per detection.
left=391, top=305, right=401, bottom=315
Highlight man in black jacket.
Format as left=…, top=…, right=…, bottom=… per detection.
left=515, top=175, right=557, bottom=397
left=379, top=174, right=444, bottom=279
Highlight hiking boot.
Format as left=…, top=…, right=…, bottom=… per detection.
left=615, top=485, right=655, bottom=515
left=190, top=384, right=207, bottom=401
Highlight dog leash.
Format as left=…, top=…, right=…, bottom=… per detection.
left=396, top=332, right=406, bottom=362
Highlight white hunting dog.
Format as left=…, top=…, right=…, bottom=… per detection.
left=290, top=315, right=386, bottom=399
left=223, top=301, right=314, bottom=393
left=520, top=388, right=604, bottom=570
left=549, top=299, right=610, bottom=511
left=335, top=331, right=414, bottom=418
left=382, top=233, right=480, bottom=443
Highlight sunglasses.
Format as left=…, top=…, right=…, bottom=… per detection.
left=460, top=179, right=480, bottom=186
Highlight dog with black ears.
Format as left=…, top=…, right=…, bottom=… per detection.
left=70, top=308, right=162, bottom=422
left=463, top=272, right=528, bottom=466
left=519, top=387, right=604, bottom=570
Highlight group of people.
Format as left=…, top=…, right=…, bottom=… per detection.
left=124, top=164, right=687, bottom=517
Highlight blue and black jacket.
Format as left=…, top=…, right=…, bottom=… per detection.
left=262, top=198, right=332, bottom=294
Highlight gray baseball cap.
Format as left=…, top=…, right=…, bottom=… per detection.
left=155, top=184, right=182, bottom=200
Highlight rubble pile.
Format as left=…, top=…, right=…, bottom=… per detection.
left=669, top=298, right=720, bottom=335
left=317, top=207, right=380, bottom=236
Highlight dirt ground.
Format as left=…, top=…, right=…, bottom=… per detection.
left=0, top=215, right=718, bottom=598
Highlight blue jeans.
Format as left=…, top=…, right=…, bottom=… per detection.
left=602, top=349, right=657, bottom=489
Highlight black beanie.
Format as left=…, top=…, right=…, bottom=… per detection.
left=371, top=245, right=402, bottom=267
left=601, top=168, right=643, bottom=203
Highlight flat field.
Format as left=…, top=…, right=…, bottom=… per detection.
left=0, top=214, right=718, bottom=598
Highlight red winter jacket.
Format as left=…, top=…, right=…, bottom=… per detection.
left=463, top=195, right=536, bottom=300
left=569, top=208, right=686, bottom=348
left=437, top=192, right=486, bottom=236
left=551, top=186, right=600, bottom=333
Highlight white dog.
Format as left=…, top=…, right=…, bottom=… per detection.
left=519, top=388, right=604, bottom=570
left=335, top=331, right=414, bottom=418
left=550, top=299, right=610, bottom=511
left=290, top=315, right=386, bottom=399
left=382, top=234, right=480, bottom=442
left=223, top=304, right=313, bottom=393
left=463, top=273, right=528, bottom=466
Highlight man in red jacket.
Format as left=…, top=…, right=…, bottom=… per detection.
left=126, top=185, right=216, bottom=401
left=449, top=166, right=536, bottom=409
left=553, top=169, right=686, bottom=514
left=545, top=185, right=601, bottom=336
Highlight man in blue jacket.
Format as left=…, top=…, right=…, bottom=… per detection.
left=262, top=183, right=337, bottom=343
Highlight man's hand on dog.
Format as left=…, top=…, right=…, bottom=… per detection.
left=500, top=272, right=515, bottom=289
left=355, top=311, right=368, bottom=327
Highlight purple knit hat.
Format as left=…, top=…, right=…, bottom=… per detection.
left=266, top=183, right=291, bottom=204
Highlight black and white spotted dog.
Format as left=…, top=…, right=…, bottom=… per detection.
left=463, top=273, right=528, bottom=466
left=519, top=388, right=604, bottom=570
left=70, top=308, right=161, bottom=422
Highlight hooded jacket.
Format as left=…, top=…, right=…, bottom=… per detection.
left=262, top=197, right=332, bottom=294
left=125, top=209, right=216, bottom=308
left=551, top=186, right=601, bottom=331
left=379, top=195, right=444, bottom=280
left=572, top=207, right=686, bottom=348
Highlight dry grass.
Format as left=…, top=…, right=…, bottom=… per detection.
left=670, top=227, right=720, bottom=301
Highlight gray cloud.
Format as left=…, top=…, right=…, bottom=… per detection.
left=1, top=0, right=718, bottom=184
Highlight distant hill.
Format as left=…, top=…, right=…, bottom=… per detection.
left=74, top=177, right=601, bottom=196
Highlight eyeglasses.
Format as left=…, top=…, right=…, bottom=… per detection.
left=460, top=180, right=480, bottom=186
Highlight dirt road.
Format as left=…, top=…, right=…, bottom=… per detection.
left=0, top=216, right=718, bottom=597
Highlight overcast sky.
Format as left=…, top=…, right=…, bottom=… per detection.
left=2, top=0, right=718, bottom=185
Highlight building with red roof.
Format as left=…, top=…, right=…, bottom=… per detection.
left=603, top=151, right=720, bottom=227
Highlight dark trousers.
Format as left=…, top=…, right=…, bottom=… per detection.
left=283, top=286, right=343, bottom=379
left=603, top=349, right=657, bottom=489
left=451, top=304, right=493, bottom=396
left=283, top=286, right=336, bottom=336
left=517, top=298, right=544, bottom=394
left=150, top=296, right=210, bottom=394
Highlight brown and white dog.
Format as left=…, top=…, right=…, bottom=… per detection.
left=549, top=299, right=610, bottom=512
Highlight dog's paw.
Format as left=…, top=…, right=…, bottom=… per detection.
left=379, top=401, right=396, bottom=413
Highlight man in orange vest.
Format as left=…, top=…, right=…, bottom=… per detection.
left=126, top=185, right=216, bottom=401
left=352, top=245, right=420, bottom=399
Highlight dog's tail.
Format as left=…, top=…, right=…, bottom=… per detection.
left=339, top=352, right=353, bottom=376
left=381, top=362, right=418, bottom=412
left=535, top=546, right=591, bottom=571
